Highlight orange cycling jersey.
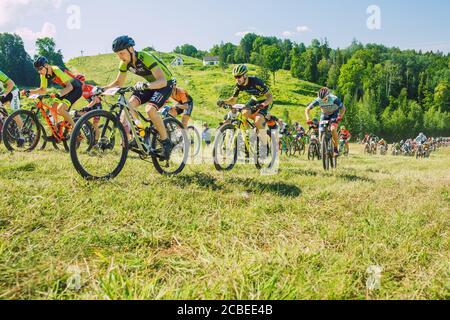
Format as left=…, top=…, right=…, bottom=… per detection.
left=40, top=66, right=76, bottom=89
left=171, top=87, right=192, bottom=104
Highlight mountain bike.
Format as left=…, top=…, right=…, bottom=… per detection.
left=213, top=104, right=278, bottom=171
left=161, top=106, right=201, bottom=158
left=0, top=105, right=8, bottom=145
left=290, top=134, right=308, bottom=157
left=69, top=87, right=189, bottom=180
left=339, top=138, right=349, bottom=157
left=307, top=128, right=321, bottom=161
left=320, top=120, right=337, bottom=171
left=2, top=94, right=93, bottom=152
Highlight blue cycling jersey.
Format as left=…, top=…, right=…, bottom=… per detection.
left=307, top=94, right=344, bottom=115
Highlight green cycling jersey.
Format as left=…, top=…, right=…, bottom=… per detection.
left=119, top=51, right=172, bottom=83
left=0, top=70, right=18, bottom=91
left=40, top=66, right=74, bottom=89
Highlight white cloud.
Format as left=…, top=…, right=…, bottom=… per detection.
left=0, top=0, right=64, bottom=27
left=296, top=26, right=312, bottom=33
left=282, top=31, right=294, bottom=37
left=15, top=22, right=57, bottom=42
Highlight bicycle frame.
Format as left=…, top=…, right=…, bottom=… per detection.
left=29, top=96, right=70, bottom=143
left=99, top=88, right=157, bottom=156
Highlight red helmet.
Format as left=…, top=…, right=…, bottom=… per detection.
left=318, top=87, right=330, bottom=99
left=76, top=74, right=86, bottom=82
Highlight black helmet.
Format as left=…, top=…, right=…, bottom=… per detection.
left=318, top=87, right=330, bottom=99
left=112, top=36, right=136, bottom=52
left=34, top=56, right=49, bottom=69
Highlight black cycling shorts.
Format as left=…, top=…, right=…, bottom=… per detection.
left=132, top=80, right=175, bottom=110
left=60, top=79, right=83, bottom=108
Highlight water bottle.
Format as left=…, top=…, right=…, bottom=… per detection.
left=134, top=120, right=146, bottom=138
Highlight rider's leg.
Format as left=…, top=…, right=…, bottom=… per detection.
left=146, top=103, right=168, bottom=140
left=57, top=102, right=75, bottom=128
left=182, top=115, right=190, bottom=129
left=121, top=97, right=141, bottom=140
left=255, top=114, right=268, bottom=145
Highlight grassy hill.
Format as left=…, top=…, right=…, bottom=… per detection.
left=66, top=52, right=322, bottom=126
left=0, top=52, right=448, bottom=300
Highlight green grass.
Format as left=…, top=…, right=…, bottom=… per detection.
left=0, top=144, right=449, bottom=300
left=66, top=52, right=322, bottom=126
left=1, top=53, right=448, bottom=299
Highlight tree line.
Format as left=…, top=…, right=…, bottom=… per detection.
left=175, top=34, right=450, bottom=140
left=1, top=32, right=448, bottom=140
left=0, top=33, right=65, bottom=88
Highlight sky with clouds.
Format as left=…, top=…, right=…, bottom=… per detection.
left=0, top=0, right=449, bottom=60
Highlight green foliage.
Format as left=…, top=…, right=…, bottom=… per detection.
left=0, top=33, right=38, bottom=87
left=261, top=45, right=283, bottom=85
left=35, top=37, right=65, bottom=67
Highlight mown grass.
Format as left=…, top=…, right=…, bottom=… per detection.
left=0, top=144, right=448, bottom=300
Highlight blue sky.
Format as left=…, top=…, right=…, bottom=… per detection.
left=1, top=0, right=449, bottom=59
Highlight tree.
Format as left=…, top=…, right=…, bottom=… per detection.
left=434, top=81, right=450, bottom=112
left=174, top=44, right=198, bottom=58
left=239, top=33, right=258, bottom=62
left=261, top=45, right=283, bottom=85
left=327, top=64, right=340, bottom=89
left=317, top=58, right=331, bottom=85
left=0, top=33, right=38, bottom=86
left=35, top=37, right=65, bottom=67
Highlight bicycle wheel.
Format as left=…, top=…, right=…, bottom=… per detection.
left=321, top=134, right=330, bottom=171
left=151, top=117, right=189, bottom=175
left=2, top=110, right=41, bottom=152
left=187, top=125, right=201, bottom=158
left=70, top=110, right=128, bottom=180
left=255, top=130, right=278, bottom=170
left=213, top=124, right=238, bottom=171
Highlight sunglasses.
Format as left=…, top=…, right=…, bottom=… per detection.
left=234, top=75, right=244, bottom=79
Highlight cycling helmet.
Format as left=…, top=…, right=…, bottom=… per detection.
left=112, top=36, right=136, bottom=52
left=34, top=56, right=49, bottom=69
left=318, top=87, right=330, bottom=99
left=232, top=65, right=248, bottom=77
left=313, top=118, right=319, bottom=124
left=76, top=74, right=86, bottom=82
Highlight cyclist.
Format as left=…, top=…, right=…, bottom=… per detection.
left=0, top=70, right=20, bottom=112
left=102, top=36, right=175, bottom=159
left=217, top=64, right=274, bottom=153
left=77, top=75, right=103, bottom=140
left=0, top=70, right=23, bottom=129
left=25, top=56, right=82, bottom=131
left=308, top=118, right=320, bottom=135
left=165, top=86, right=194, bottom=129
left=305, top=87, right=346, bottom=156
left=339, top=126, right=352, bottom=155
left=415, top=132, right=427, bottom=145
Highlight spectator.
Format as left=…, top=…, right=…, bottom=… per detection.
left=202, top=123, right=212, bottom=146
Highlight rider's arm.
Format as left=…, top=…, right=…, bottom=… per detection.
left=104, top=71, right=127, bottom=90
left=2, top=79, right=15, bottom=96
left=146, top=67, right=167, bottom=90
left=260, top=91, right=273, bottom=108
left=59, top=80, right=74, bottom=97
left=305, top=100, right=318, bottom=121
left=29, top=75, right=48, bottom=95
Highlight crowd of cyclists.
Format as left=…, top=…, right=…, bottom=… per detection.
left=361, top=133, right=449, bottom=158
left=0, top=35, right=449, bottom=179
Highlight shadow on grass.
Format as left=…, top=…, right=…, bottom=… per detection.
left=0, top=163, right=37, bottom=177
left=286, top=168, right=319, bottom=177
left=227, top=177, right=302, bottom=198
left=336, top=173, right=375, bottom=183
left=173, top=172, right=223, bottom=191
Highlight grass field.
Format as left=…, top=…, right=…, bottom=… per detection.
left=0, top=52, right=448, bottom=300
left=0, top=143, right=448, bottom=300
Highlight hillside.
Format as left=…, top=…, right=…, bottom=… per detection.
left=66, top=52, right=322, bottom=126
